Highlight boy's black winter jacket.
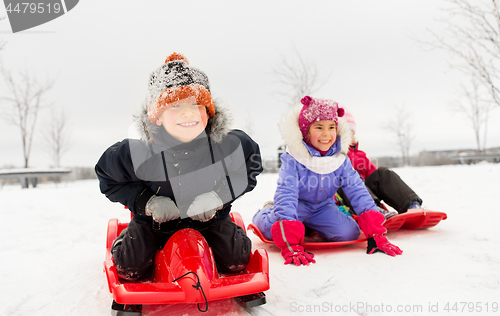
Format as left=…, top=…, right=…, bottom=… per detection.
left=95, top=106, right=262, bottom=230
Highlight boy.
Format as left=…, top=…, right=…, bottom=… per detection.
left=95, top=52, right=262, bottom=280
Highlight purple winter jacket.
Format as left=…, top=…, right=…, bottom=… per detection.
left=271, top=105, right=377, bottom=222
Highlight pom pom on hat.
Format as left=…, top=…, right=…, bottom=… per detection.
left=164, top=52, right=189, bottom=65
left=301, top=96, right=313, bottom=106
left=147, top=52, right=215, bottom=124
left=298, top=95, right=345, bottom=141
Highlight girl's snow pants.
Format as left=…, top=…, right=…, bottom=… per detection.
left=253, top=198, right=361, bottom=242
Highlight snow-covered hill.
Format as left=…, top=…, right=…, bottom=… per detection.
left=1, top=163, right=499, bottom=316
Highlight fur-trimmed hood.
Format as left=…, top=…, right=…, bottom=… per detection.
left=279, top=104, right=352, bottom=174
left=129, top=99, right=231, bottom=145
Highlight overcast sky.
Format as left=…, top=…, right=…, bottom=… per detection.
left=1, top=0, right=499, bottom=168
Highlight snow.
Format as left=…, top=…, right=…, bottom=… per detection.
left=1, top=163, right=499, bottom=316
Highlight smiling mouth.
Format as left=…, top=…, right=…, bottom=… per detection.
left=178, top=121, right=199, bottom=127
left=318, top=140, right=331, bottom=144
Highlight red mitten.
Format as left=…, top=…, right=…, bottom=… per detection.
left=271, top=220, right=316, bottom=266
left=357, top=210, right=403, bottom=256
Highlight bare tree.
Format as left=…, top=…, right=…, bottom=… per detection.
left=0, top=16, right=7, bottom=51
left=272, top=48, right=331, bottom=107
left=0, top=67, right=54, bottom=168
left=385, top=106, right=415, bottom=166
left=451, top=79, right=493, bottom=152
left=42, top=109, right=72, bottom=167
left=428, top=0, right=500, bottom=107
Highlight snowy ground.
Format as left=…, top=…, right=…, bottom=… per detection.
left=1, top=163, right=499, bottom=316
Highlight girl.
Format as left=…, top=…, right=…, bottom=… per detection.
left=252, top=96, right=402, bottom=266
left=342, top=110, right=423, bottom=215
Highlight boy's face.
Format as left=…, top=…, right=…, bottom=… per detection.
left=156, top=100, right=209, bottom=143
left=307, top=120, right=337, bottom=152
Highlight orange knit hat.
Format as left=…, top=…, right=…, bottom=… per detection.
left=147, top=52, right=215, bottom=124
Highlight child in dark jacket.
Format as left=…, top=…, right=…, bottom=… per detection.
left=252, top=96, right=402, bottom=266
left=95, top=53, right=263, bottom=280
left=340, top=110, right=423, bottom=216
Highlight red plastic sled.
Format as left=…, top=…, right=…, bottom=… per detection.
left=104, top=212, right=269, bottom=315
left=382, top=208, right=447, bottom=231
left=248, top=208, right=447, bottom=250
left=247, top=223, right=367, bottom=250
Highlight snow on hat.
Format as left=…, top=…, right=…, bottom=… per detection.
left=298, top=95, right=345, bottom=140
left=147, top=52, right=215, bottom=124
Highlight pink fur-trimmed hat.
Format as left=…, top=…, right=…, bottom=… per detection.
left=343, top=110, right=356, bottom=132
left=298, top=95, right=345, bottom=140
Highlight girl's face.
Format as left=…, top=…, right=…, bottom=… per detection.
left=307, top=120, right=337, bottom=152
left=156, top=100, right=209, bottom=143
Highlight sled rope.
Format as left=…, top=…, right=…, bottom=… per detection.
left=172, top=271, right=208, bottom=312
